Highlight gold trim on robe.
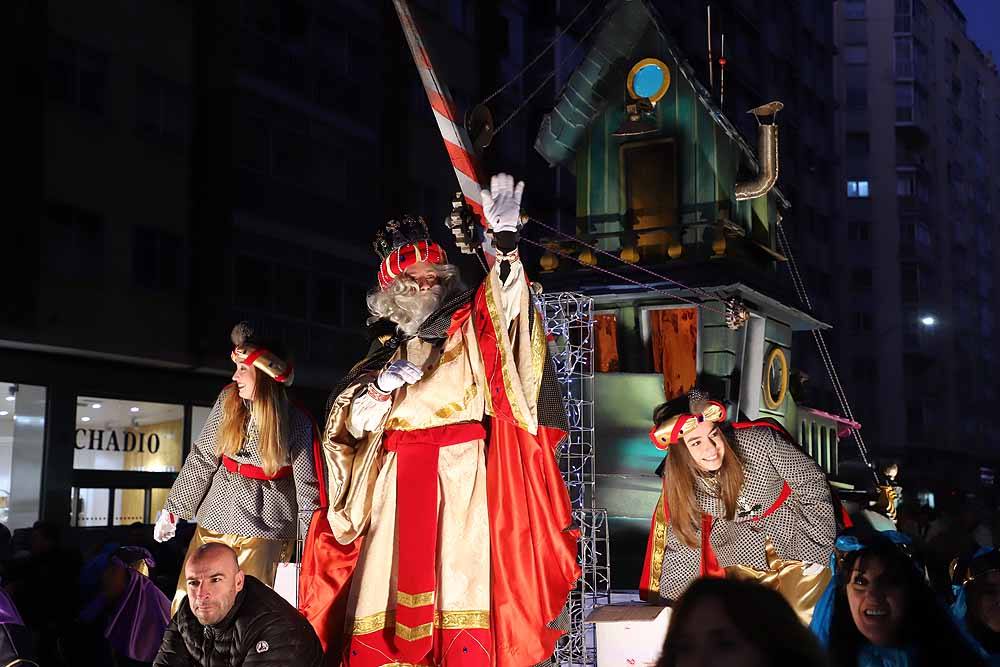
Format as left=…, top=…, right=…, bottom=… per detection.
left=648, top=494, right=667, bottom=597
left=350, top=609, right=491, bottom=636
left=397, top=590, right=435, bottom=608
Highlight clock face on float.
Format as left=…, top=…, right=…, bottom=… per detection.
left=763, top=347, right=789, bottom=410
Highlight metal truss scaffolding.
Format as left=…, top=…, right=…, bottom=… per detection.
left=537, top=291, right=611, bottom=666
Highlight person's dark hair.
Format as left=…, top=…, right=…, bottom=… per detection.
left=31, top=520, right=60, bottom=545
left=961, top=550, right=1000, bottom=654
left=966, top=578, right=1000, bottom=655
left=828, top=536, right=985, bottom=667
left=651, top=395, right=692, bottom=428
left=656, top=577, right=829, bottom=667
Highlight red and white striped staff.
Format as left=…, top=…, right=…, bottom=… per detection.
left=392, top=0, right=490, bottom=244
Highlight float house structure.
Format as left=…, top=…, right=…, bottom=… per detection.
left=532, top=0, right=857, bottom=585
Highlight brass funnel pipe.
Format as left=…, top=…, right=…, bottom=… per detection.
left=735, top=101, right=783, bottom=201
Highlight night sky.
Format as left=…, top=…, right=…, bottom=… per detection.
left=955, top=0, right=1000, bottom=61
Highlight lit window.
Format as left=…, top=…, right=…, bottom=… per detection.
left=847, top=180, right=870, bottom=198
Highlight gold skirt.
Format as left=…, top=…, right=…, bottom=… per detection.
left=170, top=525, right=294, bottom=616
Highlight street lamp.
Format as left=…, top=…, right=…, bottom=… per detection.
left=919, top=315, right=937, bottom=327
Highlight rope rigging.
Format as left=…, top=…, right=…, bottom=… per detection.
left=492, top=3, right=609, bottom=135
left=476, top=0, right=597, bottom=109
left=775, top=220, right=880, bottom=487
left=519, top=236, right=730, bottom=318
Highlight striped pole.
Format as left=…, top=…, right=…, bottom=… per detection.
left=392, top=0, right=489, bottom=232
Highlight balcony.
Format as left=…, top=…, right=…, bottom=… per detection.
left=894, top=0, right=931, bottom=41
left=895, top=90, right=930, bottom=141
left=899, top=212, right=932, bottom=253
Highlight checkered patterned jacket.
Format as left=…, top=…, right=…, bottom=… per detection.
left=659, top=424, right=836, bottom=600
left=164, top=386, right=319, bottom=540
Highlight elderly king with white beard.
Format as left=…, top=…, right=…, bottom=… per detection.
left=299, top=174, right=581, bottom=667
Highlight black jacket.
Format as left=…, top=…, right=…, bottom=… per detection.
left=153, top=576, right=322, bottom=667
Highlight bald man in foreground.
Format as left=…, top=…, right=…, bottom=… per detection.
left=154, top=542, right=322, bottom=666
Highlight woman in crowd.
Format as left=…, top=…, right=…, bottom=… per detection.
left=153, top=323, right=319, bottom=614
left=953, top=547, right=1000, bottom=663
left=640, top=390, right=836, bottom=602
left=656, top=577, right=829, bottom=667
left=812, top=529, right=985, bottom=666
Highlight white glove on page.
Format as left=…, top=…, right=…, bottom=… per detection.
left=481, top=173, right=525, bottom=234
left=375, top=360, right=424, bottom=392
left=153, top=509, right=176, bottom=543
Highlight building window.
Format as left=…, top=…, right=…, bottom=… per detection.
left=271, top=127, right=311, bottom=184
left=851, top=312, right=873, bottom=333
left=850, top=268, right=873, bottom=292
left=845, top=66, right=868, bottom=110
left=847, top=180, right=870, bottom=198
left=132, top=227, right=183, bottom=290
left=843, top=46, right=868, bottom=64
left=843, top=20, right=867, bottom=44
left=44, top=201, right=105, bottom=283
left=312, top=276, right=343, bottom=325
left=136, top=68, right=192, bottom=145
left=846, top=132, right=870, bottom=158
left=900, top=265, right=920, bottom=301
left=895, top=0, right=914, bottom=32
left=895, top=82, right=917, bottom=122
left=852, top=356, right=878, bottom=383
left=0, top=382, right=46, bottom=530
left=272, top=265, right=309, bottom=319
left=894, top=37, right=913, bottom=77
left=844, top=0, right=866, bottom=19
left=74, top=398, right=184, bottom=473
left=906, top=402, right=923, bottom=434
left=311, top=19, right=351, bottom=77
left=848, top=220, right=871, bottom=241
left=47, top=34, right=109, bottom=115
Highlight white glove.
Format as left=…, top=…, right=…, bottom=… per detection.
left=481, top=173, right=525, bottom=234
left=153, top=509, right=176, bottom=543
left=375, top=360, right=424, bottom=392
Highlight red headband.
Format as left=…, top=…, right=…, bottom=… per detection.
left=377, top=240, right=447, bottom=289
left=649, top=401, right=727, bottom=450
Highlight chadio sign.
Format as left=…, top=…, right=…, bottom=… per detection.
left=75, top=429, right=162, bottom=454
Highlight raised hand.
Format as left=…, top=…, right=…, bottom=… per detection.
left=481, top=173, right=525, bottom=234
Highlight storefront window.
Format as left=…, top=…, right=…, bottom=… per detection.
left=74, top=487, right=110, bottom=527
left=74, top=397, right=184, bottom=472
left=0, top=382, right=46, bottom=530
left=115, top=488, right=147, bottom=525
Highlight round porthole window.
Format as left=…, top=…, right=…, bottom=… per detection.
left=762, top=347, right=789, bottom=410
left=626, top=58, right=671, bottom=104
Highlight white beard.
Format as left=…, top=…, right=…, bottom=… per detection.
left=385, top=286, right=443, bottom=335
left=367, top=264, right=464, bottom=335
left=368, top=284, right=445, bottom=335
